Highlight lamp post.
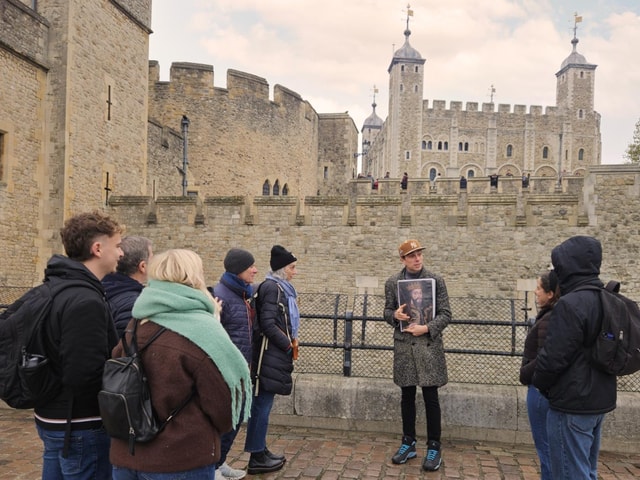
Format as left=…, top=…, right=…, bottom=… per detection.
left=180, top=115, right=190, bottom=196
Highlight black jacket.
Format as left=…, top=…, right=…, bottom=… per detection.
left=251, top=279, right=294, bottom=395
left=35, top=255, right=118, bottom=428
left=532, top=236, right=616, bottom=414
left=102, top=272, right=143, bottom=337
left=211, top=278, right=254, bottom=364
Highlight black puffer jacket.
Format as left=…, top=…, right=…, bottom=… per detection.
left=251, top=279, right=294, bottom=395
left=102, top=272, right=143, bottom=337
left=211, top=278, right=254, bottom=364
left=532, top=236, right=617, bottom=414
left=35, top=255, right=118, bottom=428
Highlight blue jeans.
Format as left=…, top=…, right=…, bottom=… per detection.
left=112, top=465, right=215, bottom=479
left=546, top=409, right=604, bottom=480
left=36, top=424, right=111, bottom=480
left=526, top=385, right=552, bottom=480
left=243, top=390, right=275, bottom=453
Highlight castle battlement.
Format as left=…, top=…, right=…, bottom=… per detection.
left=424, top=99, right=560, bottom=116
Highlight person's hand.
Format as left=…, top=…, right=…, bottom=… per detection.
left=394, top=304, right=410, bottom=321
left=404, top=323, right=429, bottom=336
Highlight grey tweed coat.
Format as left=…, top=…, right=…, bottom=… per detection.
left=384, top=268, right=451, bottom=387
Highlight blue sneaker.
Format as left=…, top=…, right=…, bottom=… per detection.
left=422, top=440, right=442, bottom=471
left=391, top=436, right=417, bottom=464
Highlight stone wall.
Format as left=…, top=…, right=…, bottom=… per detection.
left=100, top=165, right=640, bottom=302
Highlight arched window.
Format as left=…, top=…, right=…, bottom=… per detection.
left=282, top=184, right=289, bottom=196
left=506, top=144, right=513, bottom=157
left=273, top=180, right=280, bottom=196
left=542, top=146, right=549, bottom=159
left=458, top=142, right=463, bottom=151
left=401, top=65, right=405, bottom=72
left=262, top=180, right=270, bottom=196
left=429, top=168, right=437, bottom=181
left=467, top=169, right=475, bottom=178
left=444, top=141, right=448, bottom=151
left=464, top=142, right=469, bottom=151
left=578, top=109, right=584, bottom=119
left=422, top=140, right=427, bottom=150
left=427, top=141, right=433, bottom=150
left=414, top=66, right=419, bottom=73
left=578, top=148, right=584, bottom=161
left=414, top=85, right=418, bottom=93
left=437, top=141, right=442, bottom=150
left=405, top=151, right=411, bottom=160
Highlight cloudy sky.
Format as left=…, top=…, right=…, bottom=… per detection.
left=149, top=0, right=640, bottom=167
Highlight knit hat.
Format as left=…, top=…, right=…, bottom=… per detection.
left=270, top=245, right=297, bottom=271
left=223, top=248, right=255, bottom=275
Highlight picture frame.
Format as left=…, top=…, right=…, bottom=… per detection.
left=397, top=278, right=436, bottom=332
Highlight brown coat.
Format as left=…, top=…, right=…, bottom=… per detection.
left=109, top=320, right=232, bottom=473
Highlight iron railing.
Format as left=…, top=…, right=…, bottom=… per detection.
left=2, top=289, right=639, bottom=391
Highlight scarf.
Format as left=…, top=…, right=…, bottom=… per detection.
left=266, top=273, right=300, bottom=339
left=221, top=271, right=253, bottom=299
left=132, top=280, right=252, bottom=426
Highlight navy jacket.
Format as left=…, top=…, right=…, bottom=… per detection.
left=103, top=272, right=143, bottom=337
left=533, top=236, right=616, bottom=414
left=210, top=278, right=254, bottom=364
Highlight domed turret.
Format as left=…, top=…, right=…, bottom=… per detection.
left=559, top=37, right=588, bottom=70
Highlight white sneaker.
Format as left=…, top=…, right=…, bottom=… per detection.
left=217, top=462, right=247, bottom=479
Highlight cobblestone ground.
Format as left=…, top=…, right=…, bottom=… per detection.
left=2, top=408, right=639, bottom=479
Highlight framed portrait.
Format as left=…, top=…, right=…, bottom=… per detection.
left=397, top=278, right=436, bottom=332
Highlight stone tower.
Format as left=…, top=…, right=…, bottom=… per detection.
left=555, top=18, right=600, bottom=166
left=361, top=90, right=383, bottom=176
left=385, top=11, right=425, bottom=177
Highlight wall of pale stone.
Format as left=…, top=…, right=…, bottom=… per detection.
left=148, top=63, right=330, bottom=199
left=97, top=165, right=640, bottom=303
left=0, top=0, right=49, bottom=286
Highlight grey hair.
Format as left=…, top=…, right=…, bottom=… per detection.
left=116, top=236, right=152, bottom=276
left=269, top=267, right=288, bottom=280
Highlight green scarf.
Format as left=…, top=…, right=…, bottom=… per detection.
left=132, top=280, right=251, bottom=426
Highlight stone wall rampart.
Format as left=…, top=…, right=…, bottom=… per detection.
left=0, top=0, right=49, bottom=68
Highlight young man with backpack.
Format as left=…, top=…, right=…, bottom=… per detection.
left=533, top=236, right=616, bottom=480
left=35, top=211, right=123, bottom=480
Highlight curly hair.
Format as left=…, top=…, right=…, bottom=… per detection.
left=60, top=211, right=123, bottom=261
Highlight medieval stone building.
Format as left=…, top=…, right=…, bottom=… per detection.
left=363, top=16, right=600, bottom=182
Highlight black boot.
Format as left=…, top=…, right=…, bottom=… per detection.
left=247, top=450, right=285, bottom=475
left=264, top=447, right=286, bottom=462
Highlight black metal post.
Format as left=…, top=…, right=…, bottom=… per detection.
left=343, top=311, right=353, bottom=377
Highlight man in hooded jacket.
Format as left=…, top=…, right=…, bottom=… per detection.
left=533, top=236, right=616, bottom=480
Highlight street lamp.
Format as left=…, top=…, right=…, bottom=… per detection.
left=180, top=115, right=190, bottom=196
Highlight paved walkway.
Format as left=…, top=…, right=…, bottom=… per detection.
left=2, top=407, right=639, bottom=479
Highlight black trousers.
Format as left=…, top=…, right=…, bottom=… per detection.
left=400, top=385, right=441, bottom=442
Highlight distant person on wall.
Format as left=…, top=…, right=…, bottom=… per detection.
left=519, top=271, right=559, bottom=480
left=459, top=175, right=467, bottom=189
left=489, top=173, right=499, bottom=188
left=384, top=239, right=451, bottom=472
left=209, top=248, right=259, bottom=480
left=102, top=235, right=153, bottom=337
left=244, top=245, right=300, bottom=475
left=401, top=172, right=408, bottom=190
left=533, top=236, right=616, bottom=480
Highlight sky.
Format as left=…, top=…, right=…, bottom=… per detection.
left=149, top=0, right=640, bottom=168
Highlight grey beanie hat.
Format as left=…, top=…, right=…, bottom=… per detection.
left=223, top=248, right=255, bottom=275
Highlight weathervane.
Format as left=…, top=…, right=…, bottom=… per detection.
left=573, top=12, right=582, bottom=38
left=405, top=4, right=414, bottom=31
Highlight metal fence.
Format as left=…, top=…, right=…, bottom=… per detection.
left=2, top=289, right=639, bottom=392
left=294, top=293, right=640, bottom=392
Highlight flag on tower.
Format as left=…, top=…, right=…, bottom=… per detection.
left=575, top=15, right=582, bottom=23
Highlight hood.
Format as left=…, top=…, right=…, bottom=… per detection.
left=551, top=236, right=603, bottom=294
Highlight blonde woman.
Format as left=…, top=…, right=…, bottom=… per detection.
left=109, top=249, right=252, bottom=480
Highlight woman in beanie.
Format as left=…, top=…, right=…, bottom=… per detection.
left=244, top=245, right=299, bottom=474
left=110, top=249, right=252, bottom=480
left=519, top=270, right=559, bottom=480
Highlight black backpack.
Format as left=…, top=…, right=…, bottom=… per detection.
left=577, top=281, right=640, bottom=376
left=98, top=319, right=193, bottom=455
left=0, top=281, right=78, bottom=409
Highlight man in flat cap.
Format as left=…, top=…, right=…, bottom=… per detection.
left=384, top=239, right=452, bottom=472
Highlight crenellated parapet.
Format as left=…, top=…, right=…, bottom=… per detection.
left=425, top=99, right=562, bottom=117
